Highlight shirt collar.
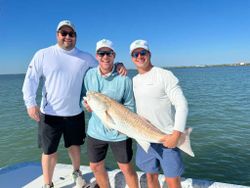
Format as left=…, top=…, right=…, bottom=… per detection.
left=56, top=44, right=76, bottom=54
left=97, top=65, right=115, bottom=78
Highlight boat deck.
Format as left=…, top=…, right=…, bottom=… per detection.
left=0, top=162, right=249, bottom=188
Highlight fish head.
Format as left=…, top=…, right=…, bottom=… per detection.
left=85, top=91, right=109, bottom=113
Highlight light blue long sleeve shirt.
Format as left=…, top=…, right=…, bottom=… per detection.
left=84, top=66, right=135, bottom=141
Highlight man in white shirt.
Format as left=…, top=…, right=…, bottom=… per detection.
left=130, top=39, right=188, bottom=188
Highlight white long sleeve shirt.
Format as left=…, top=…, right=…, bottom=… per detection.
left=133, top=67, right=188, bottom=133
left=22, top=44, right=97, bottom=116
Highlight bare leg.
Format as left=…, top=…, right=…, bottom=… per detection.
left=165, top=176, right=182, bottom=188
left=146, top=173, right=160, bottom=188
left=90, top=160, right=110, bottom=188
left=118, top=162, right=139, bottom=188
left=42, top=152, right=57, bottom=185
left=68, top=145, right=87, bottom=188
left=68, top=145, right=81, bottom=171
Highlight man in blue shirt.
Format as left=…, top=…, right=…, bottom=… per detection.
left=84, top=39, right=139, bottom=188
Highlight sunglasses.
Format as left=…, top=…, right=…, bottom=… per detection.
left=58, top=30, right=76, bottom=38
left=97, top=51, right=114, bottom=57
left=131, top=50, right=148, bottom=58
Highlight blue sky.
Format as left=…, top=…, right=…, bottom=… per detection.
left=1, top=0, right=250, bottom=74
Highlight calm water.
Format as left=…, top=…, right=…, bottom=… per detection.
left=0, top=66, right=249, bottom=186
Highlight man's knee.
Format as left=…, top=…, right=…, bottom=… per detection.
left=165, top=176, right=181, bottom=188
left=146, top=173, right=159, bottom=183
left=90, top=161, right=105, bottom=173
left=119, top=163, right=135, bottom=175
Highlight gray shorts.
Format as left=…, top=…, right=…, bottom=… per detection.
left=38, top=112, right=86, bottom=154
left=87, top=136, right=133, bottom=163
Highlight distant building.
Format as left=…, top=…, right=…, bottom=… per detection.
left=195, top=64, right=206, bottom=67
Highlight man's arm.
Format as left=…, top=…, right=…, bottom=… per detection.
left=22, top=52, right=43, bottom=121
left=160, top=71, right=188, bottom=147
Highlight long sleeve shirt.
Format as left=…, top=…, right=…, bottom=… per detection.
left=84, top=66, right=135, bottom=141
left=133, top=67, right=188, bottom=134
left=22, top=44, right=97, bottom=116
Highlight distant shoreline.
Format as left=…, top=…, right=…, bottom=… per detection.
left=1, top=63, right=249, bottom=76
left=165, top=62, right=250, bottom=69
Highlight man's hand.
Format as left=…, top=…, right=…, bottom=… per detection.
left=83, top=100, right=92, bottom=112
left=159, top=130, right=182, bottom=148
left=27, top=106, right=40, bottom=122
left=116, top=62, right=127, bottom=76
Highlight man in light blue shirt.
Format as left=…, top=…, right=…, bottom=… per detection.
left=84, top=39, right=139, bottom=188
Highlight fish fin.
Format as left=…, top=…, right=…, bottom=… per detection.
left=136, top=139, right=151, bottom=153
left=102, top=111, right=115, bottom=131
left=177, top=127, right=195, bottom=157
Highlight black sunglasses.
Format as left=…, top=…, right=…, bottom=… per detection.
left=97, top=50, right=114, bottom=57
left=58, top=30, right=76, bottom=37
left=131, top=50, right=148, bottom=58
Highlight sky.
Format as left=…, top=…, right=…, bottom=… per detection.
left=1, top=0, right=250, bottom=74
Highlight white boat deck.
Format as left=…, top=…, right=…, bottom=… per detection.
left=0, top=162, right=249, bottom=188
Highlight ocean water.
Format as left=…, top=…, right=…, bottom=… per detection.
left=0, top=66, right=249, bottom=186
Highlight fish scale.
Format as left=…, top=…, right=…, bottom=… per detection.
left=104, top=99, right=163, bottom=141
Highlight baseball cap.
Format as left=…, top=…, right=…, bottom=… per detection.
left=130, top=39, right=149, bottom=54
left=96, top=39, right=115, bottom=52
left=56, top=20, right=76, bottom=32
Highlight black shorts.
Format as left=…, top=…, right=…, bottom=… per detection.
left=38, top=112, right=86, bottom=155
left=87, top=136, right=133, bottom=164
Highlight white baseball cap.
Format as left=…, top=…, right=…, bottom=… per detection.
left=96, top=39, right=115, bottom=52
left=130, top=39, right=149, bottom=54
left=56, top=20, right=76, bottom=32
